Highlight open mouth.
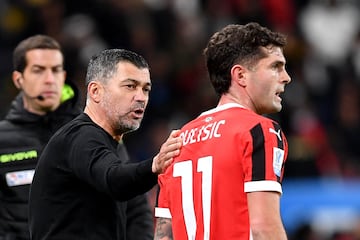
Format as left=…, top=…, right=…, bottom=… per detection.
left=131, top=108, right=144, bottom=119
left=275, top=91, right=283, bottom=100
left=134, top=108, right=144, bottom=114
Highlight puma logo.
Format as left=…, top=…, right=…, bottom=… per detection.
left=269, top=128, right=282, bottom=141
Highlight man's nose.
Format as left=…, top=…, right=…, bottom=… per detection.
left=44, top=70, right=56, bottom=83
left=134, top=88, right=148, bottom=102
left=283, top=70, right=291, bottom=84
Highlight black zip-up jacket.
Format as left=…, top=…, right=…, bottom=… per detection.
left=0, top=84, right=82, bottom=240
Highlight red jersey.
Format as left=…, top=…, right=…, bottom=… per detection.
left=156, top=103, right=288, bottom=240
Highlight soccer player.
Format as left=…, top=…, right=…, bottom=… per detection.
left=154, top=22, right=291, bottom=240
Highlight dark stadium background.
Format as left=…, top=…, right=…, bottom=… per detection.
left=0, top=0, right=359, bottom=239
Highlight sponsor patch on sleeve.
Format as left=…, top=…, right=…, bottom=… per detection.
left=5, top=169, right=35, bottom=187
left=273, top=147, right=284, bottom=177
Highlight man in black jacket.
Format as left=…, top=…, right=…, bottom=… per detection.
left=0, top=35, right=156, bottom=240
left=28, top=49, right=181, bottom=239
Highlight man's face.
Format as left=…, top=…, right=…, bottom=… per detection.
left=18, top=49, right=66, bottom=113
left=246, top=46, right=291, bottom=114
left=100, top=61, right=151, bottom=135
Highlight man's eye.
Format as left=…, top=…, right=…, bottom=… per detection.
left=53, top=68, right=63, bottom=73
left=272, top=64, right=279, bottom=69
left=272, top=63, right=285, bottom=71
left=32, top=68, right=43, bottom=73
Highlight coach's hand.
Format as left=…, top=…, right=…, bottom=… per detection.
left=152, top=130, right=182, bottom=174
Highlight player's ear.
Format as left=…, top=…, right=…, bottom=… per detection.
left=231, top=64, right=247, bottom=87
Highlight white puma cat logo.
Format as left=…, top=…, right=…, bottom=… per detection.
left=269, top=128, right=282, bottom=141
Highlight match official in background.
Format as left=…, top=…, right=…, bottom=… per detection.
left=0, top=34, right=81, bottom=240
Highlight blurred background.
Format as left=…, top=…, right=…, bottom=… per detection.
left=0, top=0, right=360, bottom=239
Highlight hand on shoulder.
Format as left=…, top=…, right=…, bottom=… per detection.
left=152, top=130, right=182, bottom=174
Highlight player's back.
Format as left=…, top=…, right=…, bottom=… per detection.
left=157, top=103, right=286, bottom=239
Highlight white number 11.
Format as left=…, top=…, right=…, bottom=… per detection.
left=173, top=156, right=213, bottom=240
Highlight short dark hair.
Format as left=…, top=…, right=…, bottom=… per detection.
left=203, top=22, right=287, bottom=96
left=85, top=49, right=149, bottom=87
left=13, top=34, right=63, bottom=72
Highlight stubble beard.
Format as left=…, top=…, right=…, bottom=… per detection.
left=100, top=97, right=141, bottom=135
left=116, top=116, right=141, bottom=135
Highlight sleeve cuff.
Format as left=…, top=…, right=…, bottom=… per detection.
left=244, top=180, right=283, bottom=194
left=155, top=207, right=172, bottom=218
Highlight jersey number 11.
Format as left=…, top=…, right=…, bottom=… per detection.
left=173, top=156, right=213, bottom=240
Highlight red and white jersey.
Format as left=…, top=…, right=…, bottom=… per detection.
left=155, top=103, right=288, bottom=240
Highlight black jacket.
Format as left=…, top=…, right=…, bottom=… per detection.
left=0, top=85, right=154, bottom=240
left=29, top=113, right=157, bottom=240
left=0, top=84, right=82, bottom=239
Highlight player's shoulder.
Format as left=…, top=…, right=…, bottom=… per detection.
left=179, top=104, right=282, bottom=134
left=247, top=114, right=284, bottom=138
left=256, top=114, right=281, bottom=127
left=219, top=106, right=280, bottom=129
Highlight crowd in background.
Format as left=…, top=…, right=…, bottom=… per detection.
left=0, top=0, right=360, bottom=239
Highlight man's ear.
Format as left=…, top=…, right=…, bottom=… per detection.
left=12, top=71, right=22, bottom=89
left=231, top=64, right=247, bottom=87
left=88, top=81, right=102, bottom=103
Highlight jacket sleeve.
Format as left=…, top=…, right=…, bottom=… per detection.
left=69, top=127, right=157, bottom=200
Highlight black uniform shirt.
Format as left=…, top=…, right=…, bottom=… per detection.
left=29, top=113, right=157, bottom=240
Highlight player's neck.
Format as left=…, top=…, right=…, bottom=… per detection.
left=218, top=95, right=251, bottom=111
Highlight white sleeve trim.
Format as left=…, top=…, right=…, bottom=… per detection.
left=155, top=207, right=172, bottom=218
left=244, top=180, right=282, bottom=194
